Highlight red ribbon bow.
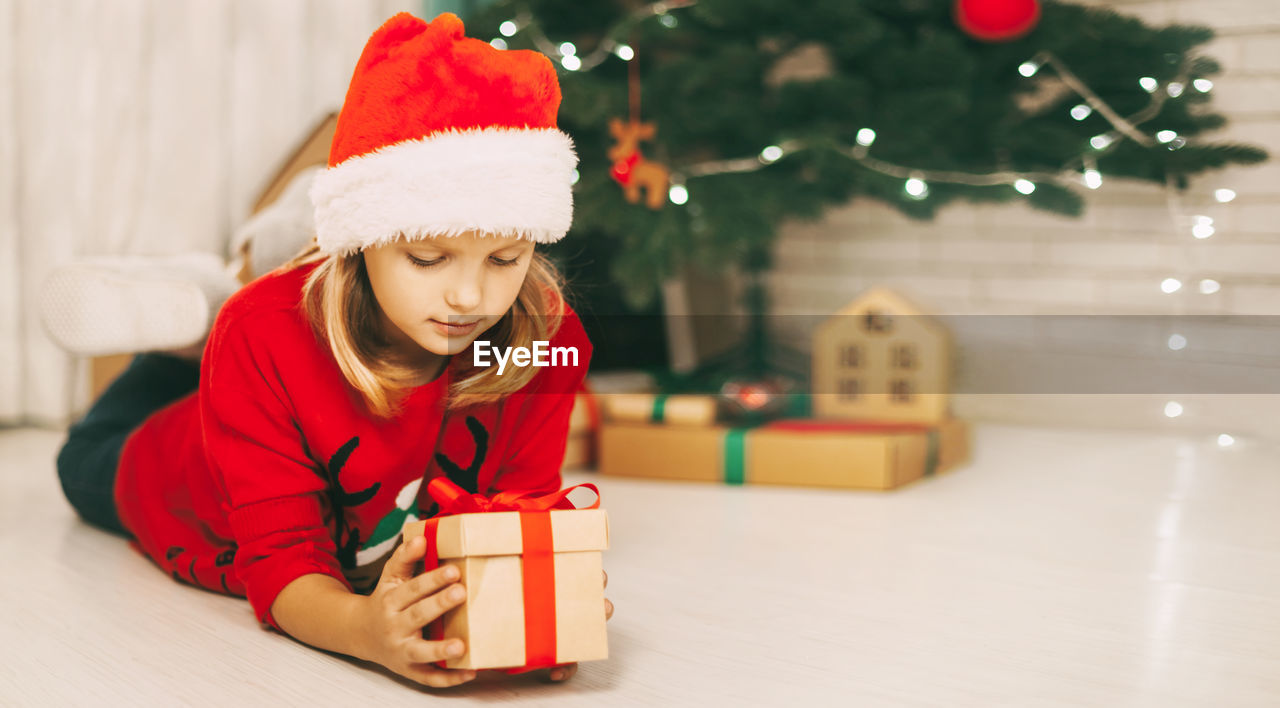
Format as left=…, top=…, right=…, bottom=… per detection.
left=419, top=477, right=601, bottom=674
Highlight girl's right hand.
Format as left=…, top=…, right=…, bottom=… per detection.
left=352, top=534, right=477, bottom=688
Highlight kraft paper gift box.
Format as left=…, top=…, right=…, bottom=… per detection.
left=602, top=392, right=720, bottom=426
left=598, top=418, right=969, bottom=490
left=402, top=478, right=610, bottom=671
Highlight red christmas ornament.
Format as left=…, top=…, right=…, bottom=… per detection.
left=955, top=0, right=1041, bottom=42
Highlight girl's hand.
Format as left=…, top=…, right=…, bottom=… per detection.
left=352, top=535, right=477, bottom=688
left=541, top=568, right=614, bottom=683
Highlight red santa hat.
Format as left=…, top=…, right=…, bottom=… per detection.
left=310, top=12, right=577, bottom=256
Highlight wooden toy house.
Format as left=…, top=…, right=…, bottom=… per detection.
left=812, top=287, right=951, bottom=424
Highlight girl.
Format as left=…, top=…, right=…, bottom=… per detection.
left=48, top=12, right=611, bottom=689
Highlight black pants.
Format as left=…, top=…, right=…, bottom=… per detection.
left=55, top=353, right=201, bottom=537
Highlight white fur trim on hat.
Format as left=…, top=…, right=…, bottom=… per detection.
left=310, top=127, right=578, bottom=255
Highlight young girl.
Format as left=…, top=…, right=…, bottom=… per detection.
left=49, top=12, right=611, bottom=689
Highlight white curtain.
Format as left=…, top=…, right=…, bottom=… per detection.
left=0, top=0, right=418, bottom=426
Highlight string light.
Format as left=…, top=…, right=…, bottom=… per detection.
left=1164, top=401, right=1183, bottom=418
left=570, top=168, right=580, bottom=185
left=1214, top=188, right=1236, bottom=203
left=518, top=15, right=1227, bottom=211
left=1167, top=334, right=1187, bottom=350
left=1156, top=130, right=1178, bottom=143
left=1161, top=278, right=1182, bottom=294
left=1217, top=433, right=1235, bottom=447
left=499, top=20, right=518, bottom=37
left=490, top=38, right=508, bottom=50
left=1198, top=279, right=1220, bottom=294
left=905, top=175, right=929, bottom=199
left=668, top=183, right=689, bottom=205
left=1191, top=215, right=1215, bottom=239
left=1090, top=133, right=1116, bottom=150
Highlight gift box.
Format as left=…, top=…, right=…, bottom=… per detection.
left=561, top=432, right=594, bottom=470
left=601, top=392, right=720, bottom=426
left=403, top=478, right=610, bottom=671
left=598, top=417, right=969, bottom=490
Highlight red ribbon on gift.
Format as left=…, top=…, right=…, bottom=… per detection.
left=419, top=477, right=601, bottom=674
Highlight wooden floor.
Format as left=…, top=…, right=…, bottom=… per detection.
left=2, top=423, right=1277, bottom=706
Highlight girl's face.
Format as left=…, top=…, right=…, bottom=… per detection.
left=362, top=231, right=536, bottom=359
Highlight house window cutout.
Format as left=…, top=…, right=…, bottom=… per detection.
left=862, top=309, right=894, bottom=334
left=889, top=379, right=912, bottom=402
left=890, top=343, right=917, bottom=370
left=838, top=378, right=860, bottom=400
left=840, top=344, right=862, bottom=368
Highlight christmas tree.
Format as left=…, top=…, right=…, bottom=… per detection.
left=471, top=0, right=1267, bottom=377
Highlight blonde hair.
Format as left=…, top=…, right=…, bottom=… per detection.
left=283, top=238, right=568, bottom=419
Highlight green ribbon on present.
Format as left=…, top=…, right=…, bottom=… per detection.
left=650, top=394, right=669, bottom=423
left=923, top=428, right=941, bottom=476
left=722, top=427, right=750, bottom=485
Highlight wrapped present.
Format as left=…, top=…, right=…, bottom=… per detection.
left=562, top=432, right=594, bottom=470
left=568, top=389, right=599, bottom=436
left=598, top=418, right=969, bottom=490
left=403, top=478, right=610, bottom=671
left=601, top=393, right=720, bottom=426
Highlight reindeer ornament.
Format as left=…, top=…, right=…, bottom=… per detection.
left=607, top=117, right=671, bottom=210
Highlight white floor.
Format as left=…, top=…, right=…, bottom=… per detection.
left=2, top=423, right=1278, bottom=707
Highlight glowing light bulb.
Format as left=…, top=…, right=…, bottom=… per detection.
left=1084, top=169, right=1103, bottom=189
left=1164, top=401, right=1183, bottom=418
left=1156, top=130, right=1178, bottom=143
left=499, top=20, right=518, bottom=37
left=1217, top=433, right=1235, bottom=447
left=1167, top=334, right=1187, bottom=350
left=1192, top=222, right=1215, bottom=239
left=1139, top=77, right=1158, bottom=92
left=1161, top=278, right=1182, bottom=294
left=570, top=169, right=580, bottom=185
left=1166, top=82, right=1184, bottom=97
left=659, top=13, right=677, bottom=28
left=1014, top=179, right=1036, bottom=195
left=668, top=184, right=689, bottom=205
left=561, top=55, right=581, bottom=71
left=1198, top=279, right=1220, bottom=294
left=559, top=42, right=577, bottom=57
left=759, top=145, right=783, bottom=163
left=1070, top=104, right=1093, bottom=121
left=905, top=177, right=928, bottom=199
left=1193, top=78, right=1214, bottom=93
left=1018, top=60, right=1041, bottom=77
left=490, top=38, right=508, bottom=50
left=856, top=128, right=877, bottom=147
left=615, top=44, right=634, bottom=61
left=1090, top=134, right=1115, bottom=150
left=1214, top=188, right=1236, bottom=203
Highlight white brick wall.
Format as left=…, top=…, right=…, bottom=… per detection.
left=767, top=0, right=1280, bottom=438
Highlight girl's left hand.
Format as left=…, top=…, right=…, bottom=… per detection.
left=541, top=569, right=613, bottom=683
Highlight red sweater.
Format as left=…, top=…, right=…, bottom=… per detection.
left=113, top=261, right=592, bottom=629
